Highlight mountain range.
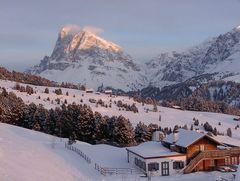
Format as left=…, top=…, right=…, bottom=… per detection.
left=28, top=25, right=240, bottom=91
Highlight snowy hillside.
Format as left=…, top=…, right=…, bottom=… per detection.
left=27, top=25, right=145, bottom=91
left=0, top=119, right=239, bottom=181
left=1, top=79, right=240, bottom=139
left=146, top=25, right=240, bottom=88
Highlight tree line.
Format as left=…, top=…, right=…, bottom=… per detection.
left=0, top=88, right=168, bottom=146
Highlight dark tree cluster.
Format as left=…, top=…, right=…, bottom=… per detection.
left=0, top=89, right=138, bottom=146
left=54, top=88, right=63, bottom=95
left=116, top=100, right=139, bottom=113
left=0, top=66, right=88, bottom=92
left=0, top=67, right=53, bottom=86
left=163, top=97, right=240, bottom=116
left=14, top=83, right=34, bottom=95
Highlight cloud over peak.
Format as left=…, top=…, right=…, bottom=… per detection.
left=61, top=24, right=104, bottom=36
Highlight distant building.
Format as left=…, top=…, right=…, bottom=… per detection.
left=126, top=129, right=240, bottom=176
left=85, top=89, right=94, bottom=93
left=172, top=105, right=182, bottom=110
left=104, top=90, right=112, bottom=95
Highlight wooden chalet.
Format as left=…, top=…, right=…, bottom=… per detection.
left=127, top=129, right=240, bottom=176
left=162, top=129, right=240, bottom=174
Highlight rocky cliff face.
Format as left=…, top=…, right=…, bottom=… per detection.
left=29, top=25, right=240, bottom=92
left=28, top=26, right=145, bottom=91
left=145, top=26, right=240, bottom=88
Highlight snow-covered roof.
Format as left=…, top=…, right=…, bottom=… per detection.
left=86, top=88, right=94, bottom=92
left=126, top=141, right=185, bottom=159
left=104, top=90, right=112, bottom=93
left=163, top=129, right=220, bottom=148
left=214, top=135, right=240, bottom=147
left=172, top=105, right=181, bottom=109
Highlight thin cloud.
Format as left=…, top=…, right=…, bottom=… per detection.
left=83, top=26, right=104, bottom=35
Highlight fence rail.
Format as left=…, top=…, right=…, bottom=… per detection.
left=65, top=143, right=91, bottom=164
left=65, top=142, right=141, bottom=176
left=94, top=163, right=142, bottom=176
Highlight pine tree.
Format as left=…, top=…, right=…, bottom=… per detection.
left=227, top=128, right=232, bottom=137
left=112, top=116, right=135, bottom=146
left=44, top=88, right=49, bottom=94
left=135, top=122, right=151, bottom=143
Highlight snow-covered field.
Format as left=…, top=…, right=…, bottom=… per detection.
left=0, top=123, right=239, bottom=181
left=1, top=79, right=240, bottom=139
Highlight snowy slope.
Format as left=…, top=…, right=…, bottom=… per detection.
left=0, top=121, right=239, bottom=181
left=0, top=123, right=100, bottom=181
left=1, top=79, right=240, bottom=139
left=28, top=25, right=145, bottom=91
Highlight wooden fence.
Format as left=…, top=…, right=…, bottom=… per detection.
left=65, top=143, right=141, bottom=176
left=94, top=163, right=142, bottom=176
left=65, top=143, right=91, bottom=164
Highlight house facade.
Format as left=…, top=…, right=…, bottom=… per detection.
left=126, top=129, right=240, bottom=176
left=126, top=142, right=186, bottom=176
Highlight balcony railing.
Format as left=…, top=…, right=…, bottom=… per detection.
left=184, top=148, right=240, bottom=174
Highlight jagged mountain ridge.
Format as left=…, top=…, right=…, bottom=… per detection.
left=146, top=25, right=240, bottom=88
left=136, top=74, right=240, bottom=109
left=28, top=26, right=145, bottom=91
left=28, top=25, right=240, bottom=92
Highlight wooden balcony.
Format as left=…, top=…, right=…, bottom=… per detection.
left=183, top=148, right=240, bottom=174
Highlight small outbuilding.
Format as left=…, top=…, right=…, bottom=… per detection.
left=86, top=88, right=94, bottom=93
left=104, top=90, right=112, bottom=95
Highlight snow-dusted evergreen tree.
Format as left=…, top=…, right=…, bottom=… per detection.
left=26, top=85, right=34, bottom=95
left=33, top=104, right=49, bottom=132
left=0, top=90, right=25, bottom=125
left=135, top=122, right=151, bottom=143
left=21, top=103, right=37, bottom=129
left=227, top=128, right=232, bottom=137
left=44, top=88, right=49, bottom=94
left=94, top=112, right=108, bottom=141
left=112, top=115, right=135, bottom=146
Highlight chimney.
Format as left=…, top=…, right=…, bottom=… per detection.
left=173, top=130, right=179, bottom=144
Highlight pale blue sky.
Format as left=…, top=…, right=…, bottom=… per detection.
left=1, top=0, right=240, bottom=71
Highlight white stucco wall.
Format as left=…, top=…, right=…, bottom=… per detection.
left=128, top=150, right=186, bottom=176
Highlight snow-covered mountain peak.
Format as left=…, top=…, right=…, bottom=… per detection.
left=28, top=25, right=143, bottom=91
left=145, top=26, right=240, bottom=88
left=67, top=30, right=122, bottom=53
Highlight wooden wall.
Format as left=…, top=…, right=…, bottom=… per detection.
left=186, top=136, right=218, bottom=161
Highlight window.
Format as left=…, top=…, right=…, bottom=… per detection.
left=231, top=157, right=238, bottom=165
left=200, top=144, right=205, bottom=151
left=225, top=157, right=231, bottom=165
left=161, top=162, right=169, bottom=176
left=173, top=161, right=184, bottom=169
left=135, top=158, right=138, bottom=165
left=148, top=162, right=159, bottom=171
left=134, top=157, right=146, bottom=171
